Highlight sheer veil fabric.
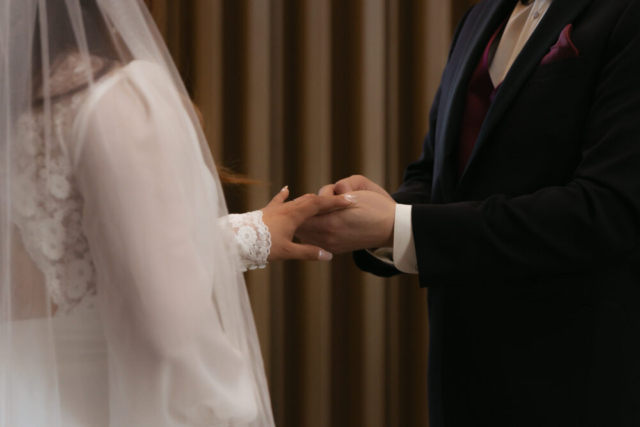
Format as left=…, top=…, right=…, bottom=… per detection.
left=0, top=0, right=275, bottom=426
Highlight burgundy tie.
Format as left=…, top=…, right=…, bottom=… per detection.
left=457, top=22, right=506, bottom=180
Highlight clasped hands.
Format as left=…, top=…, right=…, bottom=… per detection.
left=261, top=175, right=395, bottom=262
left=297, top=175, right=396, bottom=254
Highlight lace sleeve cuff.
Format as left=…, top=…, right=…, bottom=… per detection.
left=226, top=211, right=272, bottom=272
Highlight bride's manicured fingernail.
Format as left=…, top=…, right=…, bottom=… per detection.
left=318, top=250, right=333, bottom=261
left=343, top=194, right=357, bottom=203
left=281, top=185, right=289, bottom=192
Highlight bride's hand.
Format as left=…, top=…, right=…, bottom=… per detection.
left=261, top=187, right=353, bottom=262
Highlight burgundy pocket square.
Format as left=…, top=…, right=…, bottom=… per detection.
left=540, top=24, right=579, bottom=65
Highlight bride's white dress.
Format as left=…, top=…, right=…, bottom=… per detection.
left=9, top=57, right=271, bottom=426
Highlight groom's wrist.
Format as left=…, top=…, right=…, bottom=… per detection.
left=381, top=203, right=396, bottom=248
left=382, top=232, right=394, bottom=249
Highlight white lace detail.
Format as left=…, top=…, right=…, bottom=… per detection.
left=226, top=211, right=271, bottom=272
left=11, top=56, right=107, bottom=316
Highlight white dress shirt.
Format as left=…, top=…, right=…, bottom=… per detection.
left=375, top=0, right=552, bottom=274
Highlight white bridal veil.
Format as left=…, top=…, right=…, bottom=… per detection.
left=0, top=0, right=274, bottom=425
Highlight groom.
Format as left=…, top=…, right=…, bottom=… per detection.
left=298, top=0, right=640, bottom=425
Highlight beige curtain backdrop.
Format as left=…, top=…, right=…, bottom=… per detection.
left=145, top=1, right=475, bottom=426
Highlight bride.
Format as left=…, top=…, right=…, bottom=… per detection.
left=0, top=0, right=349, bottom=425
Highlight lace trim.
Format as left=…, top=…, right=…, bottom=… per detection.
left=226, top=211, right=271, bottom=272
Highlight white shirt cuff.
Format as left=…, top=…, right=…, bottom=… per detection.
left=392, top=204, right=418, bottom=274
left=366, top=204, right=418, bottom=274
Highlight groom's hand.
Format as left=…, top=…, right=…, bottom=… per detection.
left=296, top=190, right=396, bottom=254
left=319, top=175, right=394, bottom=202
left=262, top=188, right=354, bottom=262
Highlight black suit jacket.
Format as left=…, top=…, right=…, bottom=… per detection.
left=355, top=0, right=640, bottom=425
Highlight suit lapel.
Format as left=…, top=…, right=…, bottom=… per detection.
left=433, top=0, right=516, bottom=203
left=454, top=0, right=595, bottom=193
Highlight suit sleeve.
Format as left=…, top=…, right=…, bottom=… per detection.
left=412, top=1, right=640, bottom=283
left=354, top=5, right=475, bottom=277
